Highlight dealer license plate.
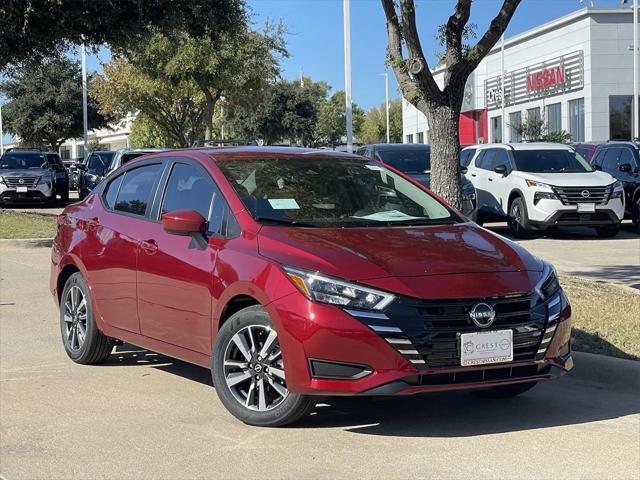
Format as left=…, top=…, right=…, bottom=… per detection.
left=577, top=203, right=595, bottom=213
left=460, top=329, right=513, bottom=366
left=16, top=186, right=28, bottom=193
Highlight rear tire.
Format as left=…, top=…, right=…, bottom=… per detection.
left=507, top=197, right=533, bottom=238
left=211, top=305, right=315, bottom=427
left=59, top=272, right=113, bottom=365
left=472, top=381, right=537, bottom=398
left=595, top=225, right=620, bottom=238
left=632, top=195, right=640, bottom=232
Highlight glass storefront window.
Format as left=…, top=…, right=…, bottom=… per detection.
left=527, top=107, right=541, bottom=123
left=547, top=103, right=562, bottom=133
left=569, top=98, right=585, bottom=142
left=417, top=132, right=424, bottom=144
left=509, top=111, right=522, bottom=142
left=491, top=116, right=502, bottom=143
left=609, top=95, right=632, bottom=141
left=405, top=134, right=413, bottom=144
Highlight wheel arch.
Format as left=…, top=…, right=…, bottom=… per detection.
left=216, top=294, right=262, bottom=332
left=507, top=188, right=526, bottom=211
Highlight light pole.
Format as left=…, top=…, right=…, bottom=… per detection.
left=501, top=33, right=505, bottom=143
left=380, top=73, right=390, bottom=143
left=81, top=43, right=89, bottom=159
left=343, top=0, right=353, bottom=152
left=634, top=0, right=638, bottom=140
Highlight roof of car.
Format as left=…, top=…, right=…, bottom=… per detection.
left=468, top=142, right=574, bottom=151
left=190, top=146, right=366, bottom=162
left=362, top=143, right=430, bottom=150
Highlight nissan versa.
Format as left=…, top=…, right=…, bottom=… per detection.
left=50, top=147, right=573, bottom=427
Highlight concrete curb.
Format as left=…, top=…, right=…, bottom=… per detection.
left=570, top=351, right=639, bottom=394
left=0, top=238, right=53, bottom=248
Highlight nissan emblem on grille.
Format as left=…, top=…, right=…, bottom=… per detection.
left=469, top=302, right=496, bottom=328
left=18, top=178, right=24, bottom=184
left=581, top=190, right=590, bottom=198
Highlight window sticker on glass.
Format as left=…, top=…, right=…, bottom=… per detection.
left=353, top=210, right=422, bottom=221
left=268, top=198, right=300, bottom=210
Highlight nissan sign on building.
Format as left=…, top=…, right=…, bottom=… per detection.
left=402, top=7, right=638, bottom=145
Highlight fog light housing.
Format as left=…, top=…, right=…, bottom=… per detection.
left=309, top=359, right=372, bottom=380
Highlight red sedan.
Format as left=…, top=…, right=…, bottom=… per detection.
left=50, top=147, right=572, bottom=426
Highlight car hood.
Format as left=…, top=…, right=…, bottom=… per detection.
left=257, top=223, right=543, bottom=284
left=514, top=170, right=615, bottom=187
left=0, top=169, right=48, bottom=177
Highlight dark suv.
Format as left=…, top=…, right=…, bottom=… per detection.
left=591, top=142, right=640, bottom=228
left=0, top=148, right=68, bottom=206
left=357, top=144, right=477, bottom=218
left=77, top=151, right=115, bottom=199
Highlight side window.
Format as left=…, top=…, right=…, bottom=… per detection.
left=477, top=149, right=496, bottom=170
left=495, top=149, right=511, bottom=170
left=114, top=164, right=162, bottom=216
left=161, top=163, right=215, bottom=220
left=619, top=148, right=634, bottom=167
left=460, top=149, right=475, bottom=167
left=591, top=149, right=604, bottom=167
left=103, top=174, right=124, bottom=209
left=603, top=148, right=621, bottom=170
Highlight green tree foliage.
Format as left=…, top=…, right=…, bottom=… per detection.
left=314, top=91, right=365, bottom=147
left=129, top=114, right=180, bottom=148
left=359, top=99, right=403, bottom=144
left=228, top=77, right=330, bottom=145
left=119, top=24, right=286, bottom=140
left=0, top=56, right=107, bottom=150
left=92, top=59, right=206, bottom=147
left=0, top=0, right=247, bottom=70
left=512, top=117, right=572, bottom=143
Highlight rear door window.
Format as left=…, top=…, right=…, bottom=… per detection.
left=114, top=164, right=162, bottom=216
left=477, top=149, right=496, bottom=170
left=602, top=148, right=621, bottom=171
left=460, top=149, right=476, bottom=167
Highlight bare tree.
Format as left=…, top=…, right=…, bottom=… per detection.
left=381, top=0, right=521, bottom=209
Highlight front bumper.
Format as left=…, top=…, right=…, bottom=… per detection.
left=267, top=289, right=573, bottom=396
left=0, top=184, right=54, bottom=204
left=527, top=196, right=624, bottom=227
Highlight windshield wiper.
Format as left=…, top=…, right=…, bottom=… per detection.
left=254, top=216, right=317, bottom=227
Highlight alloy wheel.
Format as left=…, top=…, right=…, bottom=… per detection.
left=63, top=286, right=87, bottom=352
left=223, top=325, right=288, bottom=411
left=511, top=203, right=522, bottom=225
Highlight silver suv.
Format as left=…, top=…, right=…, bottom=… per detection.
left=0, top=149, right=66, bottom=207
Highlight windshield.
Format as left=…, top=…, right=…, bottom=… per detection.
left=375, top=147, right=430, bottom=174
left=512, top=150, right=594, bottom=173
left=87, top=152, right=113, bottom=175
left=0, top=152, right=47, bottom=170
left=218, top=157, right=457, bottom=228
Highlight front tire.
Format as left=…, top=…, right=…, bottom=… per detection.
left=632, top=195, right=640, bottom=232
left=507, top=197, right=533, bottom=238
left=59, top=272, right=113, bottom=364
left=595, top=225, right=620, bottom=238
left=211, top=305, right=315, bottom=427
left=472, top=381, right=537, bottom=398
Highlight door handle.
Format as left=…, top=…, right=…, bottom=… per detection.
left=140, top=239, right=158, bottom=255
left=471, top=173, right=477, bottom=177
left=488, top=178, right=494, bottom=182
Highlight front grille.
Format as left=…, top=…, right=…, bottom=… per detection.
left=347, top=293, right=553, bottom=370
left=552, top=185, right=612, bottom=205
left=4, top=176, right=40, bottom=188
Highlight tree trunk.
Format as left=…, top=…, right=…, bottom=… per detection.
left=424, top=102, right=463, bottom=211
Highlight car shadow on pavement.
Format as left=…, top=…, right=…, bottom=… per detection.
left=293, top=381, right=640, bottom=437
left=487, top=222, right=639, bottom=241
left=102, top=343, right=213, bottom=387
left=563, top=265, right=640, bottom=290
left=100, top=345, right=638, bottom=438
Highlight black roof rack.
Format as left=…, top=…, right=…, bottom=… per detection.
left=4, top=147, right=45, bottom=153
left=191, top=139, right=258, bottom=148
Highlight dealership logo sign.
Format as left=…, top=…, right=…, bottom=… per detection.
left=526, top=66, right=566, bottom=92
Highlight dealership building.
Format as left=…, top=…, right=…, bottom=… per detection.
left=402, top=7, right=638, bottom=145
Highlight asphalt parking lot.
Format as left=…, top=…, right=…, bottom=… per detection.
left=1, top=244, right=639, bottom=480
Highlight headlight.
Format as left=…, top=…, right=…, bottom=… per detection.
left=283, top=266, right=396, bottom=310
left=525, top=179, right=553, bottom=190
left=533, top=191, right=557, bottom=204
left=87, top=174, right=99, bottom=183
left=535, top=261, right=560, bottom=300
left=611, top=181, right=624, bottom=199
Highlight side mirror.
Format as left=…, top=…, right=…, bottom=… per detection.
left=619, top=163, right=632, bottom=173
left=460, top=166, right=468, bottom=175
left=77, top=164, right=87, bottom=171
left=494, top=164, right=508, bottom=176
left=593, top=164, right=602, bottom=171
left=162, top=209, right=206, bottom=236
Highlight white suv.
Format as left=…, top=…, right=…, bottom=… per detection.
left=463, top=143, right=624, bottom=238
